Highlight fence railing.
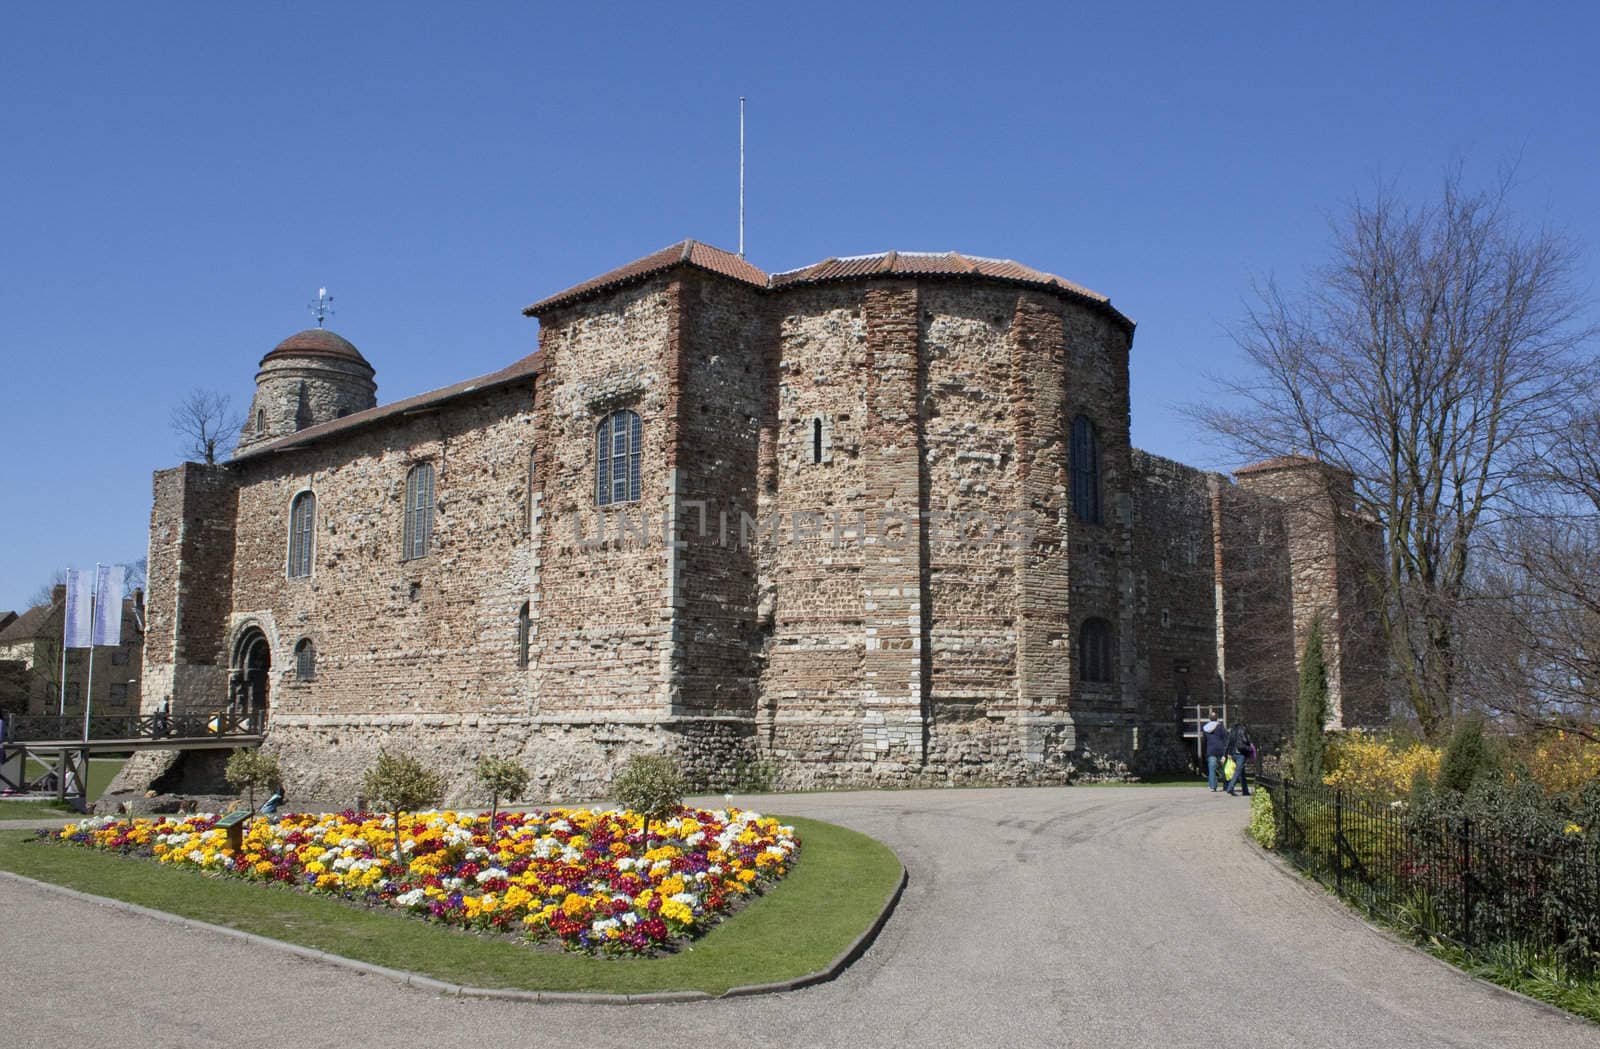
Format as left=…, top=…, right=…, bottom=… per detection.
left=4, top=709, right=264, bottom=743
left=1260, top=774, right=1600, bottom=972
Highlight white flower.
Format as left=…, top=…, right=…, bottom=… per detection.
left=476, top=867, right=509, bottom=883
left=670, top=892, right=697, bottom=907
left=394, top=888, right=426, bottom=907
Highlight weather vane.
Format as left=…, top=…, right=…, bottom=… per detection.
left=308, top=287, right=335, bottom=328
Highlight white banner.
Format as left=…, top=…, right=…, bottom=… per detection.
left=63, top=568, right=93, bottom=648
left=92, top=564, right=125, bottom=647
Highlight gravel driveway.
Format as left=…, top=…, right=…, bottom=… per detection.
left=2, top=785, right=1594, bottom=1048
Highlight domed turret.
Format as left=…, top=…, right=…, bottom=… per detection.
left=237, top=328, right=378, bottom=451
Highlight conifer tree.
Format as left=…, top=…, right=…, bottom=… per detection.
left=1295, top=618, right=1330, bottom=783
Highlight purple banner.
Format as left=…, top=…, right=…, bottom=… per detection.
left=92, top=564, right=125, bottom=647
left=63, top=568, right=93, bottom=648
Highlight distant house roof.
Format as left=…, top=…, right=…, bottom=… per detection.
left=0, top=600, right=56, bottom=645
left=0, top=612, right=15, bottom=633
left=232, top=352, right=542, bottom=461
left=523, top=240, right=1134, bottom=331
left=0, top=596, right=141, bottom=645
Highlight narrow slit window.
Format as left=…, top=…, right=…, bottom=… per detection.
left=517, top=602, right=531, bottom=669
left=404, top=462, right=435, bottom=559
left=813, top=418, right=824, bottom=464
left=1071, top=415, right=1103, bottom=524
left=287, top=491, right=315, bottom=577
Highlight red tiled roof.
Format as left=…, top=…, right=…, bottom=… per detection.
left=233, top=352, right=542, bottom=461
left=261, top=328, right=371, bottom=368
left=524, top=243, right=1133, bottom=331
left=1234, top=454, right=1333, bottom=476
left=523, top=240, right=768, bottom=315
left=769, top=251, right=1129, bottom=329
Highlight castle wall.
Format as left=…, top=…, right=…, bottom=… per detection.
left=143, top=463, right=238, bottom=715
left=757, top=284, right=875, bottom=777
left=1129, top=452, right=1225, bottom=757
left=534, top=284, right=674, bottom=719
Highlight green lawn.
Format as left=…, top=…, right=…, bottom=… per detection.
left=0, top=814, right=901, bottom=995
left=0, top=757, right=126, bottom=819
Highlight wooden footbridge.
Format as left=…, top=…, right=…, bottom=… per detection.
left=0, top=711, right=264, bottom=809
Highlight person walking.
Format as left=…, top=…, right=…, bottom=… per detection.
left=1202, top=711, right=1229, bottom=791
left=1225, top=722, right=1254, bottom=796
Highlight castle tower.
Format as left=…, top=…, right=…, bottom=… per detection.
left=236, top=329, right=377, bottom=452
left=1233, top=455, right=1385, bottom=729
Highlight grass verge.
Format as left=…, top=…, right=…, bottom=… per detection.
left=1428, top=941, right=1600, bottom=1023
left=0, top=814, right=899, bottom=995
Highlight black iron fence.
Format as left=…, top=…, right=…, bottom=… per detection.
left=1261, top=774, right=1600, bottom=972
left=4, top=709, right=264, bottom=742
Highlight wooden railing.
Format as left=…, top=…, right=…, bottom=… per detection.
left=3, top=708, right=264, bottom=742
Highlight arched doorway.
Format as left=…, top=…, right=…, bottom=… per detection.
left=231, top=628, right=271, bottom=728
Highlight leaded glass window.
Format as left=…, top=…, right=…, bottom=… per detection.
left=288, top=491, right=315, bottom=577
left=1080, top=618, right=1113, bottom=684
left=1071, top=415, right=1103, bottom=524
left=295, top=638, right=316, bottom=681
left=595, top=410, right=642, bottom=506
left=404, top=462, right=435, bottom=560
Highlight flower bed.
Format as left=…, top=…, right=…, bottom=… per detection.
left=49, top=807, right=798, bottom=955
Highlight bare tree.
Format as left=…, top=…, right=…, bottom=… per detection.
left=1196, top=169, right=1597, bottom=738
left=1465, top=409, right=1600, bottom=736
left=171, top=389, right=243, bottom=464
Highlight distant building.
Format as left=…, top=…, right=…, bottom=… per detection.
left=0, top=586, right=144, bottom=720
left=141, top=240, right=1384, bottom=801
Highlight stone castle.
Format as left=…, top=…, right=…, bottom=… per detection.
left=138, top=241, right=1383, bottom=802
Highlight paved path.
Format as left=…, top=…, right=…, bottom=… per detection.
left=2, top=786, right=1594, bottom=1048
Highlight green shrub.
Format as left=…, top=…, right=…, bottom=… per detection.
left=362, top=751, right=446, bottom=866
left=225, top=749, right=281, bottom=816
left=475, top=755, right=530, bottom=828
left=614, top=753, right=685, bottom=841
left=1438, top=716, right=1500, bottom=795
left=1249, top=787, right=1276, bottom=848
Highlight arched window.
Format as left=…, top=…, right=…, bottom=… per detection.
left=1079, top=617, right=1113, bottom=684
left=403, top=462, right=435, bottom=559
left=287, top=491, right=315, bottom=577
left=1071, top=415, right=1102, bottom=524
left=516, top=601, right=531, bottom=669
left=595, top=409, right=642, bottom=506
left=294, top=638, right=316, bottom=681
left=255, top=409, right=265, bottom=435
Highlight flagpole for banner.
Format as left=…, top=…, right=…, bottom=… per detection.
left=57, top=619, right=69, bottom=717
left=82, top=563, right=99, bottom=742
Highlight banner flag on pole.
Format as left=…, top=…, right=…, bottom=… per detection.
left=92, top=564, right=125, bottom=647
left=63, top=569, right=93, bottom=648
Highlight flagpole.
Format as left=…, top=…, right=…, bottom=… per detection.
left=57, top=612, right=69, bottom=718
left=82, top=563, right=99, bottom=742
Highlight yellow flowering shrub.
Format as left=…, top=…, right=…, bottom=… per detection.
left=1322, top=732, right=1441, bottom=799
left=1519, top=731, right=1600, bottom=796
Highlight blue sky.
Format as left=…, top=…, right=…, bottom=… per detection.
left=2, top=1, right=1597, bottom=612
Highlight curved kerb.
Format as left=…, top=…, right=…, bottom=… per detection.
left=0, top=861, right=908, bottom=1005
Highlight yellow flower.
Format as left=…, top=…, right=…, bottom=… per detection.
left=1565, top=823, right=1584, bottom=836
left=659, top=899, right=694, bottom=925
